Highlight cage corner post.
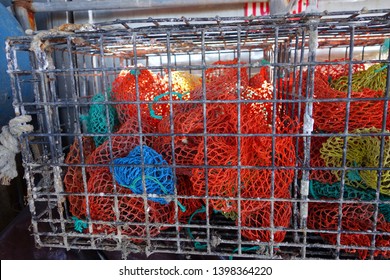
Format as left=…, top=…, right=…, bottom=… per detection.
left=299, top=16, right=319, bottom=259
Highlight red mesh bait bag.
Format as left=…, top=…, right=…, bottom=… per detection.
left=241, top=200, right=292, bottom=243
left=111, top=69, right=164, bottom=127
left=312, top=71, right=390, bottom=132
left=176, top=175, right=205, bottom=223
left=64, top=137, right=95, bottom=219
left=88, top=171, right=175, bottom=242
left=249, top=66, right=270, bottom=88
left=308, top=202, right=390, bottom=259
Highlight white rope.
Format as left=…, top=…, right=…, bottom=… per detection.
left=0, top=115, right=33, bottom=185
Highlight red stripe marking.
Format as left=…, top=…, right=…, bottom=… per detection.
left=253, top=2, right=257, bottom=16
left=244, top=2, right=248, bottom=17
left=298, top=0, right=303, bottom=13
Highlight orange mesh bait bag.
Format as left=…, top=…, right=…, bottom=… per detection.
left=238, top=116, right=296, bottom=243
left=310, top=61, right=388, bottom=132
left=111, top=69, right=164, bottom=126
left=191, top=109, right=297, bottom=241
left=312, top=71, right=390, bottom=132
left=305, top=136, right=338, bottom=184
left=153, top=102, right=203, bottom=177
left=241, top=200, right=292, bottom=243
left=286, top=60, right=389, bottom=133
left=188, top=59, right=249, bottom=101
left=63, top=137, right=95, bottom=219
left=88, top=171, right=175, bottom=242
left=205, top=59, right=249, bottom=91
left=155, top=59, right=249, bottom=177
left=177, top=175, right=205, bottom=223
left=308, top=202, right=390, bottom=259
left=249, top=66, right=270, bottom=89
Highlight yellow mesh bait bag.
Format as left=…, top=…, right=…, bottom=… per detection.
left=320, top=128, right=390, bottom=196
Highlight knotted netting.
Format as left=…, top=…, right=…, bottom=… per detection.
left=86, top=115, right=154, bottom=177
left=308, top=202, right=390, bottom=259
left=312, top=62, right=390, bottom=133
left=111, top=69, right=164, bottom=127
left=320, top=128, right=390, bottom=196
left=241, top=201, right=292, bottom=243
left=288, top=60, right=390, bottom=257
left=308, top=136, right=338, bottom=184
left=63, top=137, right=95, bottom=219
left=65, top=60, right=298, bottom=245
left=330, top=63, right=388, bottom=92
left=285, top=60, right=390, bottom=133
left=88, top=171, right=175, bottom=241
left=82, top=93, right=118, bottom=147
left=180, top=60, right=296, bottom=243
left=309, top=180, right=390, bottom=222
left=111, top=145, right=175, bottom=205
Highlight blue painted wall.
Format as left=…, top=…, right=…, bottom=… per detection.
left=0, top=3, right=33, bottom=126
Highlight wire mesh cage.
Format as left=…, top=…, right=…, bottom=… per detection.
left=6, top=10, right=390, bottom=259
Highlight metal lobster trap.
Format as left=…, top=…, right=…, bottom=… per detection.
left=6, top=10, right=390, bottom=259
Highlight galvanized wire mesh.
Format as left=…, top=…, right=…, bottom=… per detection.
left=6, top=10, right=390, bottom=259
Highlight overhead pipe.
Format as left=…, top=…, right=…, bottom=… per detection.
left=13, top=0, right=267, bottom=31
left=15, top=0, right=266, bottom=13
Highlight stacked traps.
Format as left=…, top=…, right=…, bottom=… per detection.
left=64, top=137, right=95, bottom=219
